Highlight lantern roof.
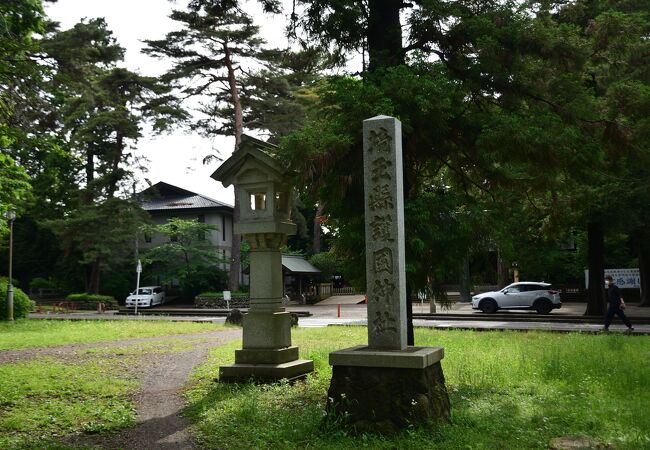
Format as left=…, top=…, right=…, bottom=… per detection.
left=211, top=135, right=286, bottom=187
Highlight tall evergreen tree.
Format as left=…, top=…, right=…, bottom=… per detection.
left=42, top=19, right=184, bottom=293
left=144, top=2, right=282, bottom=291
left=284, top=0, right=621, bottom=337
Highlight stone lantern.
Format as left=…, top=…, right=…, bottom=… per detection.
left=212, top=135, right=313, bottom=381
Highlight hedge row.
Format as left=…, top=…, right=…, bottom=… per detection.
left=65, top=293, right=117, bottom=304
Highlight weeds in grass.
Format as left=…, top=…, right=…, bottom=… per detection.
left=184, top=328, right=650, bottom=450
left=0, top=358, right=136, bottom=449
left=0, top=319, right=220, bottom=350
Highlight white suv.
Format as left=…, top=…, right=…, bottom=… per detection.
left=471, top=282, right=562, bottom=314
left=125, top=286, right=166, bottom=308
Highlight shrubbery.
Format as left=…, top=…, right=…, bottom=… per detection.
left=66, top=293, right=115, bottom=302
left=29, top=277, right=60, bottom=291
left=0, top=280, right=34, bottom=319
left=65, top=293, right=117, bottom=309
left=309, top=252, right=339, bottom=281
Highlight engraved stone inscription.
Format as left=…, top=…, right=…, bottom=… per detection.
left=367, top=127, right=392, bottom=153
left=364, top=115, right=407, bottom=350
left=372, top=278, right=395, bottom=304
left=370, top=214, right=393, bottom=241
left=369, top=184, right=394, bottom=211
left=373, top=248, right=393, bottom=275
left=372, top=311, right=397, bottom=334
left=371, top=157, right=392, bottom=182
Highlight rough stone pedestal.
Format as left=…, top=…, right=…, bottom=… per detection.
left=327, top=346, right=450, bottom=433
left=219, top=311, right=313, bottom=382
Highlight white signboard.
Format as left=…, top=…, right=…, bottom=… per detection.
left=223, top=290, right=231, bottom=301
left=584, top=268, right=640, bottom=289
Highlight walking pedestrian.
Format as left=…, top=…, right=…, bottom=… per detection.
left=603, top=275, right=634, bottom=332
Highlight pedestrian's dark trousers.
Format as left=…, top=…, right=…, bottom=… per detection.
left=604, top=305, right=632, bottom=328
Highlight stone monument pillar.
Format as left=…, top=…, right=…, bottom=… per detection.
left=327, top=116, right=450, bottom=432
left=211, top=135, right=314, bottom=382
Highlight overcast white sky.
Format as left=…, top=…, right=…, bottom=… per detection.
left=45, top=0, right=291, bottom=205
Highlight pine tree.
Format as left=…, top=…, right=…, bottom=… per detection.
left=42, top=19, right=183, bottom=293
left=144, top=3, right=278, bottom=291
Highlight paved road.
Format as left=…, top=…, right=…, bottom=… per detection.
left=29, top=302, right=650, bottom=334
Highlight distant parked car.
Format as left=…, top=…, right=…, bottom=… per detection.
left=125, top=286, right=166, bottom=308
left=471, top=282, right=561, bottom=314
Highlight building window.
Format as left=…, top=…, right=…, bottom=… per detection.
left=222, top=215, right=226, bottom=241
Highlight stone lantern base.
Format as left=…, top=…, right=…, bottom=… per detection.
left=219, top=354, right=314, bottom=382
left=219, top=344, right=313, bottom=382
left=219, top=312, right=313, bottom=383
left=327, top=346, right=450, bottom=433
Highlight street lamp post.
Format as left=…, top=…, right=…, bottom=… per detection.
left=4, top=210, right=16, bottom=321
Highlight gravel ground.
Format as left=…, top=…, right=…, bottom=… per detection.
left=1, top=328, right=241, bottom=450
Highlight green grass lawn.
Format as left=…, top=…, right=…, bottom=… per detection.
left=0, top=357, right=136, bottom=449
left=0, top=319, right=219, bottom=350
left=0, top=319, right=224, bottom=449
left=185, top=327, right=650, bottom=450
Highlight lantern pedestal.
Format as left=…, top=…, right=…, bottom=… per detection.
left=219, top=311, right=313, bottom=382
left=212, top=136, right=313, bottom=383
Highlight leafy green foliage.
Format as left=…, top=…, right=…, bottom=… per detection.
left=48, top=198, right=148, bottom=290
left=143, top=218, right=228, bottom=300
left=0, top=281, right=33, bottom=320
left=308, top=252, right=339, bottom=280
left=27, top=277, right=55, bottom=291
left=0, top=154, right=31, bottom=235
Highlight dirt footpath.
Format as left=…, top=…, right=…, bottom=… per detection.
left=71, top=330, right=240, bottom=449
left=0, top=328, right=242, bottom=450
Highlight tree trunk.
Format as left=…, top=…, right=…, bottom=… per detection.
left=106, top=130, right=124, bottom=199
left=367, top=0, right=404, bottom=71
left=459, top=254, right=471, bottom=302
left=86, top=258, right=101, bottom=294
left=637, top=231, right=650, bottom=307
left=313, top=203, right=323, bottom=254
left=224, top=43, right=244, bottom=148
left=224, top=42, right=243, bottom=292
left=585, top=221, right=606, bottom=316
left=496, top=250, right=509, bottom=289
left=228, top=205, right=241, bottom=292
